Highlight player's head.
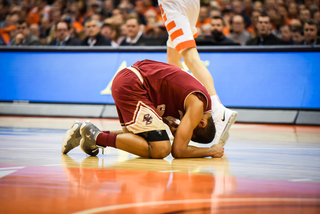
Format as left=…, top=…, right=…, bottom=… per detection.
left=191, top=113, right=215, bottom=144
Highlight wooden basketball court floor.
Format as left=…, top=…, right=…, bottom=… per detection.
left=0, top=116, right=319, bottom=214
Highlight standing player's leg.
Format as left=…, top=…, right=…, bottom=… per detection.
left=159, top=0, right=238, bottom=145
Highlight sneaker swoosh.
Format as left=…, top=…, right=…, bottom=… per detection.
left=221, top=110, right=226, bottom=122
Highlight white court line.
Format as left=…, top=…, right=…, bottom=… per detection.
left=226, top=148, right=320, bottom=150
left=0, top=170, right=17, bottom=178
left=290, top=179, right=313, bottom=182
left=73, top=198, right=320, bottom=214
left=159, top=170, right=180, bottom=173
left=0, top=166, right=25, bottom=170
left=1, top=148, right=59, bottom=150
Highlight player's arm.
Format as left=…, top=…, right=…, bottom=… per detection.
left=163, top=117, right=179, bottom=137
left=171, top=94, right=223, bottom=158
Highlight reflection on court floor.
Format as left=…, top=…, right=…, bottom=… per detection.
left=0, top=116, right=320, bottom=213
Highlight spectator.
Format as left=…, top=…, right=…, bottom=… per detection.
left=279, top=24, right=293, bottom=44
left=210, top=9, right=230, bottom=36
left=313, top=10, right=320, bottom=23
left=46, top=9, right=61, bottom=43
left=210, top=8, right=221, bottom=18
left=253, top=1, right=263, bottom=11
left=221, top=8, right=233, bottom=36
left=30, top=23, right=41, bottom=39
left=40, top=17, right=52, bottom=43
left=290, top=18, right=303, bottom=29
left=109, top=8, right=126, bottom=29
left=81, top=18, right=111, bottom=46
left=299, top=8, right=311, bottom=24
left=10, top=19, right=42, bottom=46
left=117, top=23, right=127, bottom=44
left=231, top=0, right=251, bottom=28
left=120, top=17, right=149, bottom=46
left=288, top=2, right=299, bottom=19
left=0, top=33, right=5, bottom=45
left=228, top=15, right=251, bottom=45
left=200, top=23, right=212, bottom=36
left=243, top=0, right=253, bottom=16
left=48, top=21, right=80, bottom=46
left=0, top=14, right=17, bottom=45
left=102, top=0, right=114, bottom=19
left=277, top=4, right=291, bottom=24
left=300, top=19, right=320, bottom=45
left=265, top=0, right=276, bottom=10
left=246, top=10, right=260, bottom=38
left=220, top=0, right=232, bottom=11
left=196, top=6, right=210, bottom=28
left=208, top=16, right=236, bottom=45
left=62, top=8, right=84, bottom=36
left=101, top=23, right=119, bottom=47
left=246, top=13, right=285, bottom=45
left=291, top=26, right=304, bottom=44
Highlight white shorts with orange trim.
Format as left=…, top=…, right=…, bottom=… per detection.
left=158, top=0, right=200, bottom=53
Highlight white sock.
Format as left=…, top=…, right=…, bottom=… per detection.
left=211, top=95, right=224, bottom=111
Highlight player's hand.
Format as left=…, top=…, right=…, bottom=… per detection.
left=15, top=33, right=25, bottom=44
left=168, top=120, right=179, bottom=137
left=210, top=144, right=224, bottom=158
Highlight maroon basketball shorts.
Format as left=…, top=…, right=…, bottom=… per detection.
left=112, top=67, right=169, bottom=141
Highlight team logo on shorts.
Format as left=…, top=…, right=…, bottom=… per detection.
left=143, top=114, right=153, bottom=125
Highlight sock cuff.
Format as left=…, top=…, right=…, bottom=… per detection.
left=96, top=133, right=117, bottom=148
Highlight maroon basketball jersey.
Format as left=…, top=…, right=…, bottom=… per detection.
left=132, top=59, right=212, bottom=120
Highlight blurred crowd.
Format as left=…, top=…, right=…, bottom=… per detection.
left=0, top=0, right=319, bottom=47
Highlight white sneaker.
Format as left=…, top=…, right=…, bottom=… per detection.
left=61, top=121, right=82, bottom=154
left=212, top=107, right=238, bottom=146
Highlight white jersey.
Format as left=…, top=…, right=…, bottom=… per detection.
left=158, top=0, right=200, bottom=52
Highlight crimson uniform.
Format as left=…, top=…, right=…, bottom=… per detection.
left=112, top=59, right=211, bottom=136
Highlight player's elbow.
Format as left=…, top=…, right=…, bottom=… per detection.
left=171, top=147, right=184, bottom=158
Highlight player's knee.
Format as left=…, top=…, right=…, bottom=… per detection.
left=150, top=141, right=171, bottom=159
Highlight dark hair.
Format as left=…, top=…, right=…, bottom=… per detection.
left=85, top=18, right=99, bottom=25
left=17, top=19, right=29, bottom=27
left=305, top=19, right=319, bottom=29
left=259, top=11, right=269, bottom=18
left=292, top=26, right=304, bottom=35
left=56, top=21, right=71, bottom=30
left=212, top=16, right=223, bottom=22
left=102, top=23, right=115, bottom=30
left=280, top=24, right=291, bottom=31
left=258, top=12, right=270, bottom=22
left=211, top=16, right=224, bottom=25
left=191, top=116, right=215, bottom=144
left=278, top=4, right=288, bottom=10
